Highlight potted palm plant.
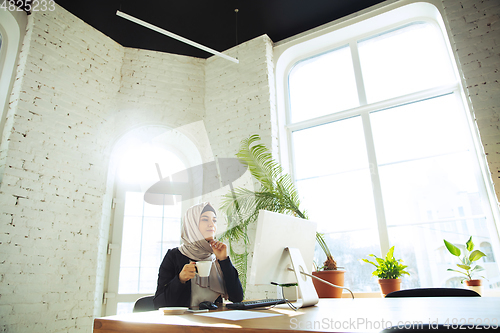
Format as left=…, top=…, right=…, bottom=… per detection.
left=443, top=236, right=486, bottom=295
left=312, top=233, right=345, bottom=298
left=362, top=246, right=410, bottom=296
left=219, top=134, right=343, bottom=297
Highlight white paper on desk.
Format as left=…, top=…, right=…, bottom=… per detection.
left=194, top=310, right=282, bottom=321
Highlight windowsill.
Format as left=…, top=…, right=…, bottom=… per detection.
left=341, top=290, right=500, bottom=298
left=341, top=292, right=383, bottom=298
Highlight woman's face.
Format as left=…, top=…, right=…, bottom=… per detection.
left=198, top=211, right=217, bottom=241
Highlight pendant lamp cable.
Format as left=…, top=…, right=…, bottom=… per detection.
left=235, top=8, right=239, bottom=46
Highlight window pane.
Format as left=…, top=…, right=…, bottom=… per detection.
left=118, top=267, right=139, bottom=293
left=371, top=95, right=500, bottom=290
left=143, top=200, right=164, bottom=217
left=293, top=117, right=380, bottom=291
left=289, top=45, right=359, bottom=123
left=139, top=267, right=160, bottom=294
left=118, top=193, right=182, bottom=294
left=120, top=216, right=142, bottom=269
left=319, top=230, right=381, bottom=292
left=124, top=192, right=144, bottom=216
left=116, top=302, right=134, bottom=315
left=371, top=95, right=479, bottom=226
left=141, top=217, right=163, bottom=268
left=163, top=217, right=181, bottom=250
left=293, top=117, right=369, bottom=180
left=369, top=95, right=470, bottom=166
left=358, top=22, right=456, bottom=104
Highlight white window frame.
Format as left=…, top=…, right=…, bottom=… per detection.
left=0, top=8, right=27, bottom=149
left=274, top=1, right=500, bottom=295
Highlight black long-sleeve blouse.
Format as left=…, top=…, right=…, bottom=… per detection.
left=153, top=247, right=244, bottom=309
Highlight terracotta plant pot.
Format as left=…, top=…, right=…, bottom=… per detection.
left=312, top=270, right=345, bottom=298
left=378, top=278, right=401, bottom=297
left=465, top=279, right=482, bottom=296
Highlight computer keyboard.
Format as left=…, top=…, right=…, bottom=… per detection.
left=225, top=298, right=286, bottom=310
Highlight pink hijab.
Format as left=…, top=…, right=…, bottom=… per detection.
left=178, top=202, right=226, bottom=295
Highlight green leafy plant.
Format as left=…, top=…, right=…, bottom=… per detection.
left=362, top=246, right=410, bottom=279
left=443, top=236, right=486, bottom=282
left=219, top=135, right=338, bottom=290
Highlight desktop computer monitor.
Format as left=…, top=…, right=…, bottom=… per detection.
left=248, top=210, right=319, bottom=307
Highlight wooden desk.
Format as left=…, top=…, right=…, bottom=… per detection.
left=94, top=298, right=500, bottom=333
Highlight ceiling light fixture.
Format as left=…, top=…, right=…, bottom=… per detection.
left=116, top=10, right=239, bottom=64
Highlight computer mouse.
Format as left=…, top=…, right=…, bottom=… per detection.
left=198, top=301, right=218, bottom=310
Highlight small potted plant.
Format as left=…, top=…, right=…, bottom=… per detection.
left=362, top=246, right=410, bottom=296
left=443, top=236, right=486, bottom=295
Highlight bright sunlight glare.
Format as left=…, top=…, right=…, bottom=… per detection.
left=117, top=144, right=186, bottom=184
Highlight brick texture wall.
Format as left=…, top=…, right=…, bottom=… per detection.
left=203, top=35, right=278, bottom=205
left=115, top=48, right=205, bottom=132
left=204, top=35, right=278, bottom=159
left=441, top=0, right=500, bottom=202
left=0, top=5, right=207, bottom=333
left=0, top=8, right=124, bottom=333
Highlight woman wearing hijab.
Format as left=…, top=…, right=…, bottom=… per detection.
left=153, top=202, right=244, bottom=308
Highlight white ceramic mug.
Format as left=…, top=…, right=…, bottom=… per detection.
left=195, top=261, right=212, bottom=277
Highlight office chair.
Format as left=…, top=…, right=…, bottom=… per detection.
left=381, top=288, right=491, bottom=332
left=385, top=288, right=480, bottom=298
left=132, top=295, right=156, bottom=312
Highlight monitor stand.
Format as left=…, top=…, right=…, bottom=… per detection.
left=285, top=247, right=319, bottom=308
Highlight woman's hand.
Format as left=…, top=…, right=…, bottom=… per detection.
left=179, top=262, right=196, bottom=283
left=209, top=240, right=228, bottom=261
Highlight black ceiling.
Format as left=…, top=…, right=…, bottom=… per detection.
left=54, top=0, right=387, bottom=59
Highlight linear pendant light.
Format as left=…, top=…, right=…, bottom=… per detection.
left=116, top=10, right=239, bottom=64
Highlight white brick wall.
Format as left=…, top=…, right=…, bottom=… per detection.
left=204, top=35, right=278, bottom=160
left=0, top=6, right=125, bottom=333
left=441, top=0, right=500, bottom=201
left=0, top=4, right=207, bottom=333
left=115, top=48, right=205, bottom=130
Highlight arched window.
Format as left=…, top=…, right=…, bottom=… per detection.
left=104, top=126, right=202, bottom=315
left=277, top=2, right=500, bottom=292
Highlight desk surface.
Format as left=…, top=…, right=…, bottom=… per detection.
left=93, top=298, right=500, bottom=333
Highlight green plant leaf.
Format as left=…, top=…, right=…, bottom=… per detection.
left=457, top=264, right=471, bottom=271
left=469, top=250, right=486, bottom=262
left=361, top=259, right=377, bottom=267
left=447, top=268, right=467, bottom=276
left=386, top=246, right=395, bottom=260
left=466, top=236, right=474, bottom=252
left=444, top=239, right=461, bottom=256
left=363, top=246, right=409, bottom=279
left=471, top=265, right=484, bottom=272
